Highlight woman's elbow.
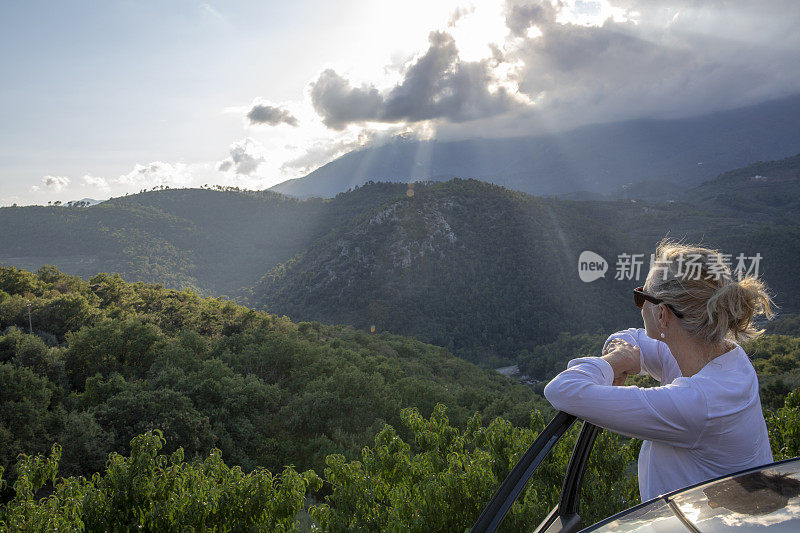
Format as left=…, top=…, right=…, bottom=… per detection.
left=543, top=379, right=567, bottom=411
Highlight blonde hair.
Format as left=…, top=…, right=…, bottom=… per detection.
left=644, top=238, right=777, bottom=345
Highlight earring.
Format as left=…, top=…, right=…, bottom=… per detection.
left=660, top=326, right=665, bottom=339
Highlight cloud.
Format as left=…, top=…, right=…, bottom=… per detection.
left=281, top=127, right=416, bottom=175
left=0, top=195, right=21, bottom=207
left=40, top=175, right=70, bottom=191
left=82, top=175, right=110, bottom=189
left=246, top=99, right=299, bottom=126
left=495, top=0, right=800, bottom=128
left=309, top=70, right=384, bottom=130
left=116, top=161, right=195, bottom=187
left=310, top=30, right=523, bottom=130
left=280, top=141, right=353, bottom=175
left=217, top=137, right=265, bottom=175
left=299, top=0, right=800, bottom=142
left=448, top=4, right=476, bottom=27
left=505, top=1, right=557, bottom=37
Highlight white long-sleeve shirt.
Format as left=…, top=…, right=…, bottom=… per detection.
left=543, top=327, right=774, bottom=502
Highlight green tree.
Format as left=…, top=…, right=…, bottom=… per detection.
left=766, top=388, right=800, bottom=459
left=0, top=431, right=322, bottom=531
left=64, top=318, right=163, bottom=389
left=0, top=364, right=63, bottom=491
left=311, top=404, right=639, bottom=532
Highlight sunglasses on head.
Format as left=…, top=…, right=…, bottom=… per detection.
left=633, top=286, right=684, bottom=319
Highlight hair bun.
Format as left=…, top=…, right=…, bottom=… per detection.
left=706, top=276, right=776, bottom=342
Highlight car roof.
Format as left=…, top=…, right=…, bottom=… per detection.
left=584, top=457, right=800, bottom=532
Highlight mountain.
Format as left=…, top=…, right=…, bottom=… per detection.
left=252, top=178, right=800, bottom=365
left=3, top=156, right=799, bottom=366
left=270, top=94, right=800, bottom=199
left=254, top=179, right=637, bottom=364
left=678, top=153, right=800, bottom=223
left=0, top=185, right=408, bottom=299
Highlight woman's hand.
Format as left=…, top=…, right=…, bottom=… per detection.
left=601, top=339, right=642, bottom=386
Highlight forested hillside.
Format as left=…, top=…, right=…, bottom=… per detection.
left=252, top=178, right=800, bottom=365
left=0, top=265, right=546, bottom=485
left=3, top=265, right=800, bottom=530
left=0, top=184, right=408, bottom=299
left=253, top=179, right=639, bottom=365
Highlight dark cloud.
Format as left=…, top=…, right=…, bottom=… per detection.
left=488, top=43, right=505, bottom=65
left=310, top=31, right=523, bottom=130
left=217, top=138, right=265, bottom=175
left=309, top=70, right=384, bottom=130
left=380, top=31, right=462, bottom=121
left=246, top=101, right=299, bottom=126
left=302, top=0, right=800, bottom=142
left=505, top=1, right=558, bottom=37
left=496, top=0, right=800, bottom=129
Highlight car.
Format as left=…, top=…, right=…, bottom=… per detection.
left=471, top=411, right=800, bottom=532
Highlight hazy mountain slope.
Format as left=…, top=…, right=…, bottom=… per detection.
left=0, top=185, right=409, bottom=298
left=0, top=200, right=201, bottom=289
left=560, top=196, right=800, bottom=313
left=270, top=94, right=800, bottom=198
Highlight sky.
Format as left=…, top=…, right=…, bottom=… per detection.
left=1, top=0, right=799, bottom=206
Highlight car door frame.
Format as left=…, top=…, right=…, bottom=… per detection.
left=471, top=411, right=603, bottom=533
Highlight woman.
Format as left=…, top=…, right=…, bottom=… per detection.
left=544, top=238, right=777, bottom=503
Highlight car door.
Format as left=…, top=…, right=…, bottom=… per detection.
left=471, top=411, right=603, bottom=533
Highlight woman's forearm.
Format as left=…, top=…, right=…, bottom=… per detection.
left=543, top=357, right=705, bottom=445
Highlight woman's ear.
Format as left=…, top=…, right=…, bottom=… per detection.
left=658, top=304, right=670, bottom=328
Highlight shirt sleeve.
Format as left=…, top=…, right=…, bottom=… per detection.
left=602, top=328, right=680, bottom=384
left=543, top=356, right=707, bottom=447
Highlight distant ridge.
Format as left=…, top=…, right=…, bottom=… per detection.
left=65, top=197, right=104, bottom=207
left=270, top=93, right=800, bottom=199
left=679, top=153, right=800, bottom=222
